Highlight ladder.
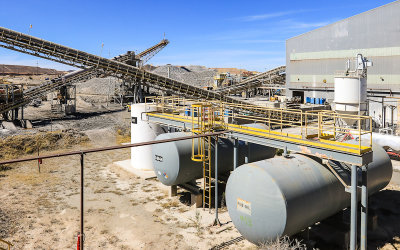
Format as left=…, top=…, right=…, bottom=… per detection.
left=203, top=135, right=212, bottom=209
left=191, top=103, right=214, bottom=209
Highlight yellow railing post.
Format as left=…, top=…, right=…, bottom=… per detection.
left=334, top=116, right=337, bottom=139
left=318, top=112, right=321, bottom=138
left=268, top=110, right=271, bottom=133
left=370, top=117, right=373, bottom=149
left=359, top=119, right=362, bottom=154
left=300, top=111, right=303, bottom=138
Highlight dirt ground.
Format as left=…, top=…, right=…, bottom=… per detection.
left=0, top=119, right=255, bottom=249
left=1, top=104, right=400, bottom=249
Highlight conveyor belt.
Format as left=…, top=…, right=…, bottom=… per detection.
left=136, top=39, right=169, bottom=65
left=0, top=26, right=252, bottom=114
left=215, top=66, right=285, bottom=95
left=0, top=35, right=168, bottom=114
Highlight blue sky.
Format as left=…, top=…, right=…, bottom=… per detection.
left=0, top=0, right=395, bottom=72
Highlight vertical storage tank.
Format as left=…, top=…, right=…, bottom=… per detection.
left=131, top=103, right=164, bottom=170
left=334, top=76, right=367, bottom=116
left=225, top=145, right=392, bottom=244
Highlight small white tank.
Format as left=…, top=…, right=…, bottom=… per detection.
left=334, top=76, right=367, bottom=116
left=131, top=103, right=164, bottom=170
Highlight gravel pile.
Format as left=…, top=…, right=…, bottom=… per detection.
left=76, top=77, right=120, bottom=95
left=74, top=65, right=217, bottom=99
left=151, top=65, right=217, bottom=87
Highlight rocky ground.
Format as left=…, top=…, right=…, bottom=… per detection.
left=0, top=108, right=257, bottom=249
left=0, top=77, right=399, bottom=249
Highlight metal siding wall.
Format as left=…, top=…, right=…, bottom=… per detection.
left=286, top=1, right=400, bottom=95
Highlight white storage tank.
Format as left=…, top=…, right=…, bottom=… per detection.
left=334, top=76, right=367, bottom=114
left=131, top=103, right=164, bottom=170
left=334, top=76, right=368, bottom=126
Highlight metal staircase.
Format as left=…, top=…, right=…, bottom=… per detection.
left=215, top=66, right=286, bottom=95
left=191, top=103, right=215, bottom=209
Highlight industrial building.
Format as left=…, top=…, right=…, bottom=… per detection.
left=0, top=1, right=399, bottom=250
left=286, top=0, right=400, bottom=131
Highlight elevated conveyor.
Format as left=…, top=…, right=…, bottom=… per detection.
left=215, top=66, right=285, bottom=95
left=0, top=26, right=253, bottom=115
left=136, top=39, right=169, bottom=66
left=0, top=35, right=169, bottom=115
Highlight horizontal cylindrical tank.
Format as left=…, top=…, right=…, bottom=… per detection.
left=152, top=132, right=275, bottom=186
left=131, top=103, right=164, bottom=170
left=226, top=145, right=392, bottom=244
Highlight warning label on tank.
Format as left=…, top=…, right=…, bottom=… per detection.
left=237, top=198, right=251, bottom=215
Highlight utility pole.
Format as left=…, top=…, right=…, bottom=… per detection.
left=100, top=43, right=104, bottom=57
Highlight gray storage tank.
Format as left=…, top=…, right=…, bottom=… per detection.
left=152, top=132, right=275, bottom=186
left=225, top=145, right=392, bottom=244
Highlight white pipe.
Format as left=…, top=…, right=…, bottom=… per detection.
left=361, top=133, right=400, bottom=151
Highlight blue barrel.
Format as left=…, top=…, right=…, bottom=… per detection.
left=320, top=98, right=326, bottom=104
left=311, top=98, right=315, bottom=104
left=184, top=108, right=191, bottom=116
left=224, top=110, right=233, bottom=117
left=316, top=98, right=320, bottom=105
left=306, top=97, right=311, bottom=103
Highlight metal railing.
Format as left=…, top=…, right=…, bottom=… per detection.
left=145, top=96, right=373, bottom=155
left=0, top=238, right=13, bottom=250
left=0, top=131, right=225, bottom=250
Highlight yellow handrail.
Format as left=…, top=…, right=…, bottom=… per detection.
left=145, top=96, right=373, bottom=155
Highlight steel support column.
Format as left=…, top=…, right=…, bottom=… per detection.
left=233, top=138, right=238, bottom=170
left=350, top=164, right=358, bottom=250
left=244, top=142, right=249, bottom=164
left=361, top=164, right=368, bottom=250
left=214, top=137, right=221, bottom=226
left=80, top=153, right=85, bottom=250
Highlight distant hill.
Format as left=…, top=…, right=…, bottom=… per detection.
left=0, top=64, right=65, bottom=75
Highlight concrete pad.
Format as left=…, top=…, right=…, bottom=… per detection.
left=191, top=193, right=202, bottom=208
left=391, top=159, right=400, bottom=172
left=390, top=171, right=400, bottom=186
left=2, top=121, right=17, bottom=131
left=25, top=120, right=33, bottom=129
left=113, top=159, right=156, bottom=179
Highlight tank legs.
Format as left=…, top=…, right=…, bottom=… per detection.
left=233, top=139, right=238, bottom=170
left=169, top=185, right=177, bottom=197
